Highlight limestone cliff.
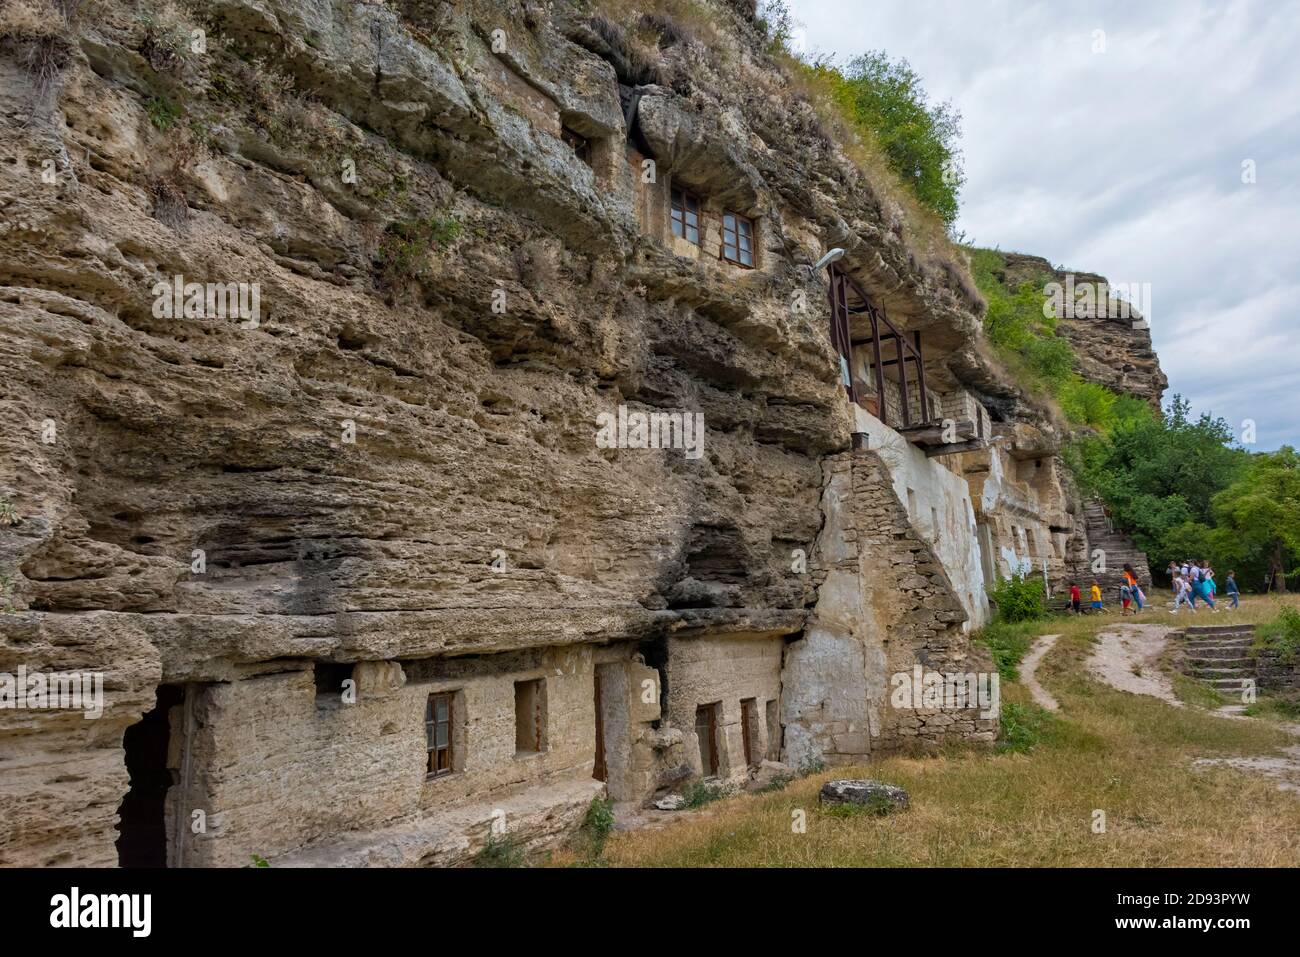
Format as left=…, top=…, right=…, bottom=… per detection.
left=0, top=0, right=1167, bottom=868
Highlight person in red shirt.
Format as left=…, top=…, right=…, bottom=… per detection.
left=1070, top=583, right=1082, bottom=615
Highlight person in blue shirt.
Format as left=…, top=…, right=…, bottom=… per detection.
left=1225, top=570, right=1240, bottom=610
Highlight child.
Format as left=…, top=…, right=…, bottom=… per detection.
left=1172, top=575, right=1196, bottom=614
left=1123, top=563, right=1144, bottom=611
left=1119, top=582, right=1132, bottom=615
left=1226, top=571, right=1239, bottom=610
left=1090, top=581, right=1103, bottom=613
left=1070, top=582, right=1082, bottom=615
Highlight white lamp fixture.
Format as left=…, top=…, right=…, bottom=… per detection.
left=814, top=247, right=846, bottom=270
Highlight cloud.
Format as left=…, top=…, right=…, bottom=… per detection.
left=792, top=0, right=1300, bottom=449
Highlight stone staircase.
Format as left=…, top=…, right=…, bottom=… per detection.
left=1177, top=624, right=1257, bottom=711
left=1081, top=499, right=1153, bottom=595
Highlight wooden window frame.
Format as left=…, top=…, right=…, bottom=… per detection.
left=721, top=211, right=755, bottom=268
left=561, top=126, right=592, bottom=166
left=670, top=187, right=701, bottom=246
left=426, top=692, right=454, bottom=778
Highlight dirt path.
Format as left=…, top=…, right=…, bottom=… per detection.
left=1085, top=623, right=1182, bottom=706
left=1083, top=623, right=1300, bottom=796
left=1020, top=634, right=1060, bottom=711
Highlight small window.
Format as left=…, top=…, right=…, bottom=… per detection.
left=426, top=692, right=454, bottom=777
left=670, top=187, right=700, bottom=245
left=314, top=662, right=354, bottom=702
left=514, top=678, right=547, bottom=754
left=561, top=126, right=591, bottom=166
left=721, top=212, right=754, bottom=267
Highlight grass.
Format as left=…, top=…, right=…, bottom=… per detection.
left=592, top=593, right=1300, bottom=867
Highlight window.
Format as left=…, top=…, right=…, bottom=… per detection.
left=314, top=662, right=354, bottom=703
left=670, top=187, right=700, bottom=245
left=514, top=678, right=547, bottom=754
left=426, top=693, right=454, bottom=777
left=721, top=211, right=754, bottom=267
left=561, top=126, right=591, bottom=166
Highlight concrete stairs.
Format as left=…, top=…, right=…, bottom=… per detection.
left=1177, top=624, right=1257, bottom=712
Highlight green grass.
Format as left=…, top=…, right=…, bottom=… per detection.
left=974, top=617, right=1044, bottom=680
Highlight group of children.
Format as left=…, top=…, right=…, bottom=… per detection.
left=1062, top=561, right=1243, bottom=616
left=1166, top=560, right=1239, bottom=613
left=1068, top=563, right=1149, bottom=616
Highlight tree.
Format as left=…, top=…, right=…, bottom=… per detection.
left=1068, top=395, right=1248, bottom=571
left=826, top=52, right=965, bottom=228
left=1211, top=447, right=1300, bottom=593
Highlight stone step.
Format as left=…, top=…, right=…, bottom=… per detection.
left=1207, top=678, right=1256, bottom=691
left=1184, top=625, right=1255, bottom=637
left=1183, top=644, right=1254, bottom=656
left=1182, top=636, right=1255, bottom=646
left=1190, top=667, right=1254, bottom=678
left=1185, top=655, right=1254, bottom=667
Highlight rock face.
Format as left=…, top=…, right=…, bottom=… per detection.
left=0, top=0, right=1166, bottom=868
left=999, top=252, right=1168, bottom=411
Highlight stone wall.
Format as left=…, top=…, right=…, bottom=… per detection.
left=782, top=448, right=997, bottom=767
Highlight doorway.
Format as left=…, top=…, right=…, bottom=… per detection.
left=115, top=684, right=184, bottom=868
left=695, top=703, right=719, bottom=776
left=593, top=672, right=607, bottom=782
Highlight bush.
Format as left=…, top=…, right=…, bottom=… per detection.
left=375, top=215, right=460, bottom=282
left=1256, top=607, right=1300, bottom=663
left=571, top=796, right=615, bottom=859
left=473, top=833, right=526, bottom=868
left=681, top=779, right=728, bottom=808
left=987, top=572, right=1045, bottom=623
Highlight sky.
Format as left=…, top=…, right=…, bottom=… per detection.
left=787, top=0, right=1300, bottom=450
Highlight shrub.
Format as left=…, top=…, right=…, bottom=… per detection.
left=375, top=215, right=460, bottom=282
left=681, top=779, right=727, bottom=808
left=987, top=571, right=1045, bottom=623
left=571, top=796, right=615, bottom=859
left=473, top=833, right=526, bottom=868
left=1256, top=607, right=1300, bottom=663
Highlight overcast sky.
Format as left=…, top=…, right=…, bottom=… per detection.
left=789, top=0, right=1300, bottom=450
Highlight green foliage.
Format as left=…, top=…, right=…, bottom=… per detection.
left=571, top=796, right=616, bottom=859
left=968, top=248, right=1080, bottom=396
left=1067, top=395, right=1248, bottom=576
left=974, top=617, right=1042, bottom=681
left=146, top=95, right=183, bottom=131
left=0, top=499, right=18, bottom=526
left=681, top=779, right=727, bottom=808
left=803, top=51, right=964, bottom=227
left=473, top=833, right=526, bottom=868
left=996, top=701, right=1056, bottom=754
left=987, top=571, right=1045, bottom=624
left=375, top=215, right=461, bottom=282
left=1210, top=446, right=1300, bottom=591
left=1256, top=607, right=1300, bottom=662
left=247, top=853, right=270, bottom=868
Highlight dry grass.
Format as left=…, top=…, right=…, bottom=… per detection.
left=593, top=593, right=1300, bottom=867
